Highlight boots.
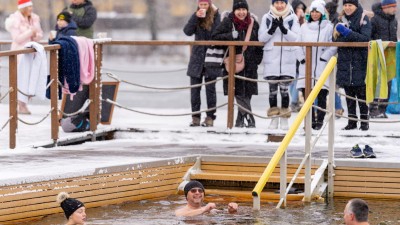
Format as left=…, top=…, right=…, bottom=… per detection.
left=235, top=112, right=245, bottom=128
left=190, top=116, right=200, bottom=127
left=280, top=118, right=289, bottom=130
left=201, top=116, right=214, bottom=127
left=360, top=114, right=369, bottom=131
left=279, top=108, right=291, bottom=130
left=268, top=118, right=279, bottom=129
left=245, top=113, right=256, bottom=128
left=342, top=115, right=357, bottom=130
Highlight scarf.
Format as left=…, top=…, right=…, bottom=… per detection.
left=233, top=14, right=251, bottom=32
left=270, top=4, right=291, bottom=19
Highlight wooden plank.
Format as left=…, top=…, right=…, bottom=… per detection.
left=201, top=165, right=316, bottom=174
left=0, top=164, right=191, bottom=195
left=0, top=181, right=179, bottom=219
left=334, top=186, right=400, bottom=195
left=201, top=161, right=319, bottom=169
left=335, top=170, right=400, bottom=178
left=334, top=176, right=400, bottom=183
left=0, top=172, right=184, bottom=209
left=334, top=192, right=400, bottom=200
left=334, top=181, right=400, bottom=189
left=335, top=167, right=400, bottom=172
left=205, top=189, right=304, bottom=201
left=191, top=172, right=304, bottom=183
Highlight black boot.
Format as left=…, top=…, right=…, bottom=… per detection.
left=342, top=115, right=358, bottom=130
left=235, top=112, right=245, bottom=128
left=245, top=113, right=256, bottom=128
left=360, top=114, right=369, bottom=131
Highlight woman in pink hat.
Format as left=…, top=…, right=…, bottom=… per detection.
left=4, top=0, right=43, bottom=114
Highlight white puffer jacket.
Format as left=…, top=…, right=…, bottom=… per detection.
left=258, top=9, right=300, bottom=78
left=295, top=19, right=337, bottom=90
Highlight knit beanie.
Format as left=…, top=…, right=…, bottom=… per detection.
left=184, top=181, right=205, bottom=199
left=18, top=0, right=32, bottom=9
left=56, top=192, right=85, bottom=219
left=325, top=1, right=338, bottom=15
left=310, top=0, right=326, bottom=15
left=233, top=0, right=249, bottom=11
left=381, top=0, right=397, bottom=8
left=57, top=11, right=72, bottom=23
left=273, top=0, right=289, bottom=4
left=198, top=0, right=211, bottom=3
left=343, top=0, right=358, bottom=7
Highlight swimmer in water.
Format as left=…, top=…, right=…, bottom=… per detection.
left=175, top=180, right=238, bottom=216
left=56, top=192, right=87, bottom=225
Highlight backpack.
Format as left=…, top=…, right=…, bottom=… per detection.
left=60, top=112, right=90, bottom=133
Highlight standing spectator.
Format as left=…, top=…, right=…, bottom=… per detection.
left=259, top=0, right=300, bottom=130
left=183, top=0, right=221, bottom=127
left=49, top=11, right=78, bottom=43
left=326, top=0, right=345, bottom=119
left=290, top=0, right=307, bottom=113
left=57, top=192, right=87, bottom=225
left=369, top=0, right=398, bottom=118
left=66, top=0, right=97, bottom=38
left=334, top=0, right=371, bottom=131
left=4, top=0, right=43, bottom=114
left=343, top=198, right=370, bottom=225
left=212, top=0, right=263, bottom=128
left=296, top=0, right=337, bottom=130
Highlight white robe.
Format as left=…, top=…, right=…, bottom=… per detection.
left=17, top=42, right=48, bottom=103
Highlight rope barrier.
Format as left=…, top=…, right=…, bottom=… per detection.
left=0, top=116, right=12, bottom=133
left=105, top=72, right=228, bottom=91
left=59, top=99, right=92, bottom=117
left=17, top=89, right=35, bottom=98
left=104, top=98, right=228, bottom=117
left=18, top=108, right=54, bottom=125
left=335, top=90, right=400, bottom=105
left=45, top=78, right=55, bottom=89
left=102, top=67, right=187, bottom=74
left=0, top=87, right=12, bottom=102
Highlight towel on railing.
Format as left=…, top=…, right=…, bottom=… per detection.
left=396, top=42, right=400, bottom=102
left=365, top=40, right=396, bottom=104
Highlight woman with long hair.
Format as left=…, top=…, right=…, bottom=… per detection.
left=211, top=0, right=263, bottom=128
left=183, top=0, right=221, bottom=127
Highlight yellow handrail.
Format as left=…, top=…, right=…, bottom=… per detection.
left=252, top=56, right=337, bottom=198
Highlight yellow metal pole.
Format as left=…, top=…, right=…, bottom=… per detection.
left=252, top=57, right=337, bottom=201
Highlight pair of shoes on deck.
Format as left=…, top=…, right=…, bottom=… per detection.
left=350, top=144, right=376, bottom=158
left=190, top=116, right=214, bottom=127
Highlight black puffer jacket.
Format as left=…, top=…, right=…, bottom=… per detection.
left=212, top=13, right=263, bottom=96
left=371, top=2, right=398, bottom=41
left=335, top=5, right=371, bottom=87
left=183, top=8, right=221, bottom=78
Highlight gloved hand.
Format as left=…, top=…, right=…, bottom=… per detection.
left=278, top=17, right=288, bottom=35
left=232, top=30, right=239, bottom=39
left=336, top=24, right=351, bottom=37
left=268, top=18, right=279, bottom=35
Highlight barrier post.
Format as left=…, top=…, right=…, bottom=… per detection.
left=227, top=45, right=236, bottom=129
left=90, top=44, right=102, bottom=138
left=8, top=55, right=17, bottom=149
left=49, top=50, right=59, bottom=144
left=304, top=46, right=312, bottom=202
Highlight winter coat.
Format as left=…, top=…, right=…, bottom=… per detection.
left=296, top=19, right=337, bottom=90
left=212, top=12, right=263, bottom=96
left=53, top=37, right=81, bottom=94
left=17, top=42, right=48, bottom=103
left=5, top=10, right=43, bottom=50
left=56, top=21, right=78, bottom=39
left=371, top=2, right=398, bottom=42
left=259, top=9, right=301, bottom=78
left=183, top=5, right=221, bottom=78
left=66, top=0, right=97, bottom=38
left=335, top=5, right=371, bottom=87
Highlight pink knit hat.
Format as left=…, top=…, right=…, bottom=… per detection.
left=18, top=0, right=33, bottom=9
left=198, top=0, right=211, bottom=3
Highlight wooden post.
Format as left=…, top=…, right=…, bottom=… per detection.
left=89, top=44, right=103, bottom=137
left=9, top=55, right=18, bottom=149
left=49, top=50, right=59, bottom=144
left=304, top=46, right=312, bottom=202
left=305, top=46, right=312, bottom=100
left=226, top=46, right=236, bottom=129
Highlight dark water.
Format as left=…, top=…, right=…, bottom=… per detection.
left=26, top=196, right=400, bottom=225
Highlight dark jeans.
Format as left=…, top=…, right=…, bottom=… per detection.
left=266, top=76, right=292, bottom=108
left=190, top=71, right=216, bottom=120
left=344, top=85, right=369, bottom=124
left=300, top=88, right=328, bottom=123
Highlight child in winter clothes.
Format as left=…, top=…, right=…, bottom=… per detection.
left=49, top=11, right=77, bottom=43
left=183, top=0, right=221, bottom=127
left=334, top=0, right=371, bottom=130
left=296, top=0, right=337, bottom=130
left=211, top=0, right=263, bottom=128
left=5, top=0, right=43, bottom=115
left=259, top=0, right=301, bottom=130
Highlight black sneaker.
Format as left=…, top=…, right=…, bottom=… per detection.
left=343, top=123, right=357, bottom=130
left=350, top=144, right=364, bottom=158
left=363, top=145, right=376, bottom=158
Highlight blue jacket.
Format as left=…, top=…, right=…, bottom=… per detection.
left=56, top=21, right=78, bottom=39
left=53, top=36, right=80, bottom=94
